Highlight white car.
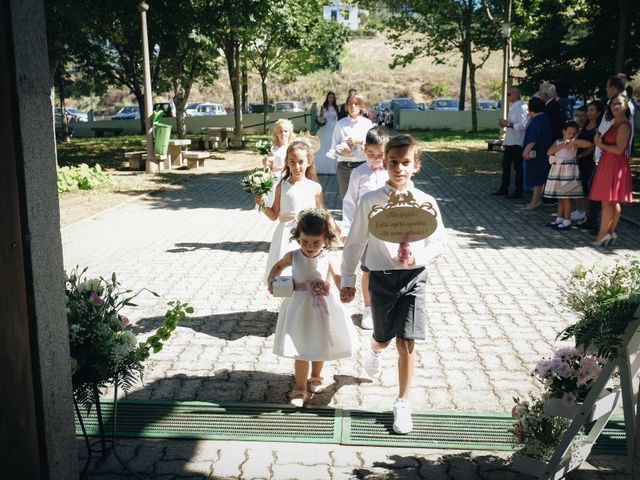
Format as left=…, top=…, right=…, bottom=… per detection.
left=274, top=100, right=304, bottom=113
left=185, top=102, right=201, bottom=116
left=194, top=103, right=226, bottom=116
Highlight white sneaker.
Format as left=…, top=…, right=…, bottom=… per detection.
left=361, top=306, right=374, bottom=330
left=570, top=210, right=586, bottom=221
left=393, top=398, right=413, bottom=434
left=364, top=347, right=382, bottom=378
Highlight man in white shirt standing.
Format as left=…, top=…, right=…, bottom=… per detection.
left=493, top=87, right=529, bottom=198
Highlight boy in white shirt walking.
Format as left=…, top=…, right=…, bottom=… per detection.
left=340, top=134, right=446, bottom=434
left=341, top=126, right=390, bottom=329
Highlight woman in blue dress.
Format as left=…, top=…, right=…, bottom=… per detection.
left=522, top=97, right=553, bottom=210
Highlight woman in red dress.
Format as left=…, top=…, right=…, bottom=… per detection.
left=590, top=93, right=633, bottom=247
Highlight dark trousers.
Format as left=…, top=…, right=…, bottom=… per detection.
left=499, top=145, right=523, bottom=194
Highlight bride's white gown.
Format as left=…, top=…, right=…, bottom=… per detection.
left=315, top=106, right=338, bottom=174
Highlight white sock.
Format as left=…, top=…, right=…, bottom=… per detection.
left=562, top=219, right=571, bottom=227
left=555, top=216, right=563, bottom=224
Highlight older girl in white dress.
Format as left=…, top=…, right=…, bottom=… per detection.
left=256, top=140, right=324, bottom=283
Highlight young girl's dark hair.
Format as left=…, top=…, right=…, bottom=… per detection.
left=290, top=209, right=339, bottom=249
left=563, top=120, right=579, bottom=131
left=280, top=141, right=318, bottom=183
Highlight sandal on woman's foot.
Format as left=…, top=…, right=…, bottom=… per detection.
left=308, top=376, right=325, bottom=393
left=289, top=389, right=308, bottom=407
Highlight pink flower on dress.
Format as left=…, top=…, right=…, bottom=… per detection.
left=308, top=279, right=330, bottom=297
left=89, top=291, right=104, bottom=305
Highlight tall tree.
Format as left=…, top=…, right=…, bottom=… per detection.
left=381, top=0, right=501, bottom=131
left=513, top=0, right=640, bottom=98
left=153, top=0, right=221, bottom=139
left=203, top=0, right=271, bottom=140
left=245, top=0, right=351, bottom=132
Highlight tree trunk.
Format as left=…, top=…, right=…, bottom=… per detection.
left=261, top=73, right=269, bottom=134
left=133, top=86, right=145, bottom=135
left=241, top=59, right=249, bottom=114
left=458, top=54, right=467, bottom=111
left=56, top=71, right=71, bottom=143
left=615, top=0, right=630, bottom=73
left=174, top=92, right=188, bottom=140
left=465, top=0, right=477, bottom=131
left=633, top=385, right=640, bottom=479
left=226, top=38, right=243, bottom=140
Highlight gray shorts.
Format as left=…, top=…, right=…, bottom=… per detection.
left=369, top=268, right=428, bottom=342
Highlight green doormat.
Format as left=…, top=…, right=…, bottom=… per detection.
left=75, top=399, right=625, bottom=454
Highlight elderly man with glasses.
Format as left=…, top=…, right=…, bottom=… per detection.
left=492, top=87, right=529, bottom=198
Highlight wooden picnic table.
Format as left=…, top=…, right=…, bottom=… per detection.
left=168, top=138, right=192, bottom=167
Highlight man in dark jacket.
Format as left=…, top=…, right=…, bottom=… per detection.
left=538, top=83, right=564, bottom=141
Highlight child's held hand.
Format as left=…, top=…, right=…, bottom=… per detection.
left=340, top=287, right=356, bottom=303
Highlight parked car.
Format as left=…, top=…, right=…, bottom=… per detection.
left=153, top=101, right=176, bottom=117
left=112, top=105, right=140, bottom=120
left=54, top=107, right=88, bottom=122
left=185, top=102, right=201, bottom=116
left=249, top=103, right=275, bottom=113
left=430, top=98, right=459, bottom=111
left=477, top=100, right=497, bottom=111
left=388, top=97, right=420, bottom=125
left=194, top=103, right=227, bottom=116
left=273, top=100, right=305, bottom=112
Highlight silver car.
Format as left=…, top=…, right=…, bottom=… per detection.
left=194, top=103, right=227, bottom=116
left=274, top=100, right=304, bottom=113
left=430, top=98, right=460, bottom=111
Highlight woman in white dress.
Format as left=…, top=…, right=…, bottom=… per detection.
left=315, top=92, right=339, bottom=174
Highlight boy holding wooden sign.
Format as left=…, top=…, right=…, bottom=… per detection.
left=340, top=134, right=446, bottom=434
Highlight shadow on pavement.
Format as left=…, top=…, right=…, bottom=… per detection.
left=126, top=371, right=370, bottom=406
left=353, top=452, right=515, bottom=479
left=167, top=240, right=270, bottom=253
left=132, top=311, right=277, bottom=340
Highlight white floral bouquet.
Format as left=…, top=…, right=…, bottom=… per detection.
left=532, top=347, right=606, bottom=405
left=510, top=394, right=572, bottom=460
left=66, top=267, right=192, bottom=410
left=241, top=168, right=278, bottom=212
left=255, top=139, right=274, bottom=155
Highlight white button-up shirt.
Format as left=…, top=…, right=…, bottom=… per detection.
left=331, top=115, right=373, bottom=163
left=504, top=99, right=528, bottom=147
left=341, top=162, right=389, bottom=237
left=340, top=183, right=447, bottom=288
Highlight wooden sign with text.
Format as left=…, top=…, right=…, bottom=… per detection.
left=368, top=192, right=438, bottom=243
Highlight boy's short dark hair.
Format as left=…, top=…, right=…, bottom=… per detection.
left=365, top=126, right=389, bottom=146
left=385, top=134, right=421, bottom=163
left=563, top=120, right=579, bottom=130
left=528, top=96, right=546, bottom=113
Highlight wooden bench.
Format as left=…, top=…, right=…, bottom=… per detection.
left=92, top=127, right=124, bottom=137
left=487, top=140, right=504, bottom=152
left=183, top=151, right=210, bottom=169
left=125, top=151, right=147, bottom=170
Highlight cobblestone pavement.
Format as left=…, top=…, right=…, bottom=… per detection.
left=63, top=156, right=639, bottom=479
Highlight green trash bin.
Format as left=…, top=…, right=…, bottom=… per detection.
left=152, top=110, right=172, bottom=156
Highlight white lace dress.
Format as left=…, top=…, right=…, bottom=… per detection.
left=315, top=106, right=338, bottom=174
left=272, top=249, right=358, bottom=360
left=264, top=178, right=321, bottom=282
left=265, top=143, right=288, bottom=208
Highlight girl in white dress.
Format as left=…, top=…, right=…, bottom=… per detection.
left=263, top=119, right=293, bottom=208
left=315, top=92, right=339, bottom=174
left=256, top=140, right=324, bottom=283
left=267, top=209, right=358, bottom=406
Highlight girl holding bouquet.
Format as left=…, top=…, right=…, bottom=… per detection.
left=267, top=209, right=357, bottom=407
left=263, top=119, right=293, bottom=207
left=256, top=139, right=324, bottom=284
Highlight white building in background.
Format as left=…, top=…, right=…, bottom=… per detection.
left=323, top=0, right=360, bottom=30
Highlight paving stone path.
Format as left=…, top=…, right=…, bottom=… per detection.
left=63, top=156, right=638, bottom=479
